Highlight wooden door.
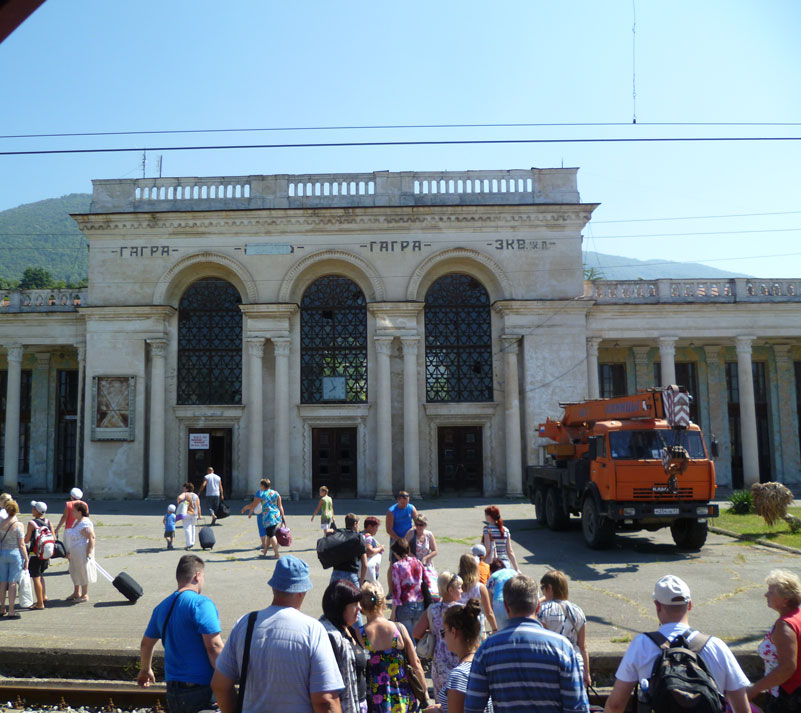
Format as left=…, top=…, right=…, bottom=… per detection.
left=438, top=426, right=483, bottom=495
left=312, top=427, right=358, bottom=497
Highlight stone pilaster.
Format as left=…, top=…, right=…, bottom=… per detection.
left=374, top=336, right=394, bottom=498
left=703, top=346, right=729, bottom=481
left=400, top=337, right=421, bottom=498
left=272, top=338, right=291, bottom=496
left=773, top=345, right=800, bottom=485
left=146, top=339, right=167, bottom=498
left=658, top=336, right=678, bottom=386
left=74, top=342, right=86, bottom=485
left=30, top=353, right=51, bottom=484
left=247, top=338, right=265, bottom=492
left=2, top=344, right=23, bottom=492
left=632, top=346, right=652, bottom=391
left=587, top=338, right=601, bottom=399
left=502, top=335, right=524, bottom=497
left=736, top=336, right=760, bottom=487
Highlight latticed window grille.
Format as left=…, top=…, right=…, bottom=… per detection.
left=177, top=278, right=242, bottom=405
left=300, top=276, right=367, bottom=403
left=425, top=273, right=493, bottom=402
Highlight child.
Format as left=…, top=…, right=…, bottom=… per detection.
left=361, top=516, right=385, bottom=582
left=310, top=486, right=334, bottom=530
left=163, top=504, right=176, bottom=549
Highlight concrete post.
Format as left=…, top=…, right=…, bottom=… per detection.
left=374, top=336, right=394, bottom=499
left=658, top=336, right=678, bottom=386
left=400, top=337, right=421, bottom=498
left=146, top=339, right=167, bottom=498
left=273, top=338, right=291, bottom=496
left=2, top=344, right=23, bottom=492
left=587, top=338, right=601, bottom=399
left=502, top=335, right=524, bottom=497
left=736, top=336, right=760, bottom=487
left=247, top=338, right=265, bottom=493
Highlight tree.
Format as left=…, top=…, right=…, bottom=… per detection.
left=19, top=267, right=54, bottom=289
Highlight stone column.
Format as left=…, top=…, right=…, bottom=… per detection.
left=587, top=338, right=601, bottom=399
left=736, top=336, right=760, bottom=487
left=400, top=337, right=421, bottom=498
left=146, top=339, right=167, bottom=498
left=2, top=344, right=23, bottom=492
left=74, top=342, right=86, bottom=485
left=374, top=336, right=394, bottom=499
left=632, top=346, right=652, bottom=391
left=247, top=338, right=265, bottom=493
left=273, top=338, right=291, bottom=496
left=502, top=335, right=524, bottom=497
left=703, top=346, right=729, bottom=475
left=774, top=345, right=800, bottom=484
left=658, top=337, right=678, bottom=386
left=31, top=353, right=51, bottom=481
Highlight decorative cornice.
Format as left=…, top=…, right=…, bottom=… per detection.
left=407, top=247, right=513, bottom=301
left=278, top=249, right=386, bottom=303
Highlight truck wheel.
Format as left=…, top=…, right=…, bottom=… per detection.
left=670, top=519, right=708, bottom=550
left=534, top=489, right=549, bottom=528
left=582, top=497, right=615, bottom=549
left=546, top=487, right=570, bottom=531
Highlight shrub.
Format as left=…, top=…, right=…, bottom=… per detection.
left=728, top=489, right=753, bottom=515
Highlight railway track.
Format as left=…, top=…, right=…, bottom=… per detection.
left=0, top=681, right=166, bottom=710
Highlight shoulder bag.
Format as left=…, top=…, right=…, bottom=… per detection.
left=397, top=623, right=429, bottom=707
left=236, top=611, right=259, bottom=713
left=415, top=605, right=436, bottom=659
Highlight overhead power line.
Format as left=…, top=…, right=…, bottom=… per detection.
left=2, top=135, right=801, bottom=157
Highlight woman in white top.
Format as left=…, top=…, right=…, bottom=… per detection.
left=176, top=481, right=202, bottom=550
left=66, top=501, right=95, bottom=602
left=405, top=513, right=438, bottom=579
left=481, top=506, right=518, bottom=571
left=538, top=569, right=590, bottom=687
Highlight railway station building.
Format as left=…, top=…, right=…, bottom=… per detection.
left=1, top=168, right=800, bottom=499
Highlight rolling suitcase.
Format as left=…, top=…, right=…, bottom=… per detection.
left=199, top=524, right=216, bottom=550
left=95, top=561, right=143, bottom=603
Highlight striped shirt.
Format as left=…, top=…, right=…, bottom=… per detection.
left=483, top=523, right=511, bottom=564
left=464, top=617, right=588, bottom=713
left=438, top=660, right=494, bottom=713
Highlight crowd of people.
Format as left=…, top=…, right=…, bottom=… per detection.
left=3, top=485, right=801, bottom=713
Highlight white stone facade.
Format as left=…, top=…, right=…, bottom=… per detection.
left=1, top=169, right=799, bottom=498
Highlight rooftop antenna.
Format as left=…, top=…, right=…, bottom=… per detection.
left=141, top=151, right=146, bottom=178
left=157, top=155, right=163, bottom=178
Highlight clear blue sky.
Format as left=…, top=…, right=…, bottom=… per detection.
left=1, top=1, right=800, bottom=278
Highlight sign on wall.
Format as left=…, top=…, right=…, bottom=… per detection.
left=189, top=433, right=210, bottom=450
left=91, top=376, right=136, bottom=441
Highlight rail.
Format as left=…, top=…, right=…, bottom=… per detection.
left=0, top=288, right=87, bottom=312
left=586, top=278, right=801, bottom=303
left=88, top=168, right=581, bottom=212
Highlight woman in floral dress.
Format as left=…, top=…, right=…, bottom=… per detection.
left=412, top=571, right=463, bottom=698
left=361, top=581, right=428, bottom=713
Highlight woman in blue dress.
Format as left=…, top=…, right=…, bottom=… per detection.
left=241, top=478, right=285, bottom=557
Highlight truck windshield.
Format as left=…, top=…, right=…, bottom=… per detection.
left=608, top=430, right=706, bottom=460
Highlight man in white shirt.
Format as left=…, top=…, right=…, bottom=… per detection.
left=198, top=467, right=223, bottom=525
left=605, top=574, right=750, bottom=713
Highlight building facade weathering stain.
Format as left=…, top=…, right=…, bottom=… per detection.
left=0, top=168, right=799, bottom=499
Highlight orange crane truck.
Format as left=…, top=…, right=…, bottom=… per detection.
left=525, top=386, right=719, bottom=549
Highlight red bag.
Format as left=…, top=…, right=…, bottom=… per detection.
left=276, top=525, right=292, bottom=547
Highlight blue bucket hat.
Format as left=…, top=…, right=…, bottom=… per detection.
left=268, top=555, right=313, bottom=593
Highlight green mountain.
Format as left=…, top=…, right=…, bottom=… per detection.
left=0, top=194, right=750, bottom=286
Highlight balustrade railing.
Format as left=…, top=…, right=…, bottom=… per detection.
left=586, top=278, right=801, bottom=304
left=0, top=289, right=87, bottom=312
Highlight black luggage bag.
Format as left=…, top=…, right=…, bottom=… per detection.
left=317, top=529, right=363, bottom=569
left=95, top=561, right=143, bottom=603
left=199, top=524, right=216, bottom=550
left=215, top=500, right=231, bottom=520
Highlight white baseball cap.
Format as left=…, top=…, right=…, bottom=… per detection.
left=167, top=504, right=177, bottom=513
left=70, top=487, right=83, bottom=500
left=653, top=575, right=691, bottom=605
left=31, top=500, right=47, bottom=514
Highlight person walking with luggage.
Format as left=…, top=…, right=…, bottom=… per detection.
left=176, top=483, right=201, bottom=550
left=66, top=501, right=95, bottom=602
left=54, top=487, right=88, bottom=554
left=329, top=513, right=368, bottom=587
left=605, top=574, right=750, bottom=713
left=24, top=500, right=53, bottom=610
left=212, top=555, right=344, bottom=713
left=198, top=467, right=224, bottom=526
left=241, top=478, right=270, bottom=552
left=386, top=492, right=418, bottom=598
left=138, top=554, right=223, bottom=713
left=312, top=485, right=335, bottom=531
left=163, top=504, right=176, bottom=550
left=0, top=499, right=28, bottom=619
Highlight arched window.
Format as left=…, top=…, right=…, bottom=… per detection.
left=425, top=273, right=493, bottom=402
left=300, top=276, right=367, bottom=403
left=177, top=278, right=242, bottom=405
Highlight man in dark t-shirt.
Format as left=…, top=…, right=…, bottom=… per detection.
left=329, top=512, right=367, bottom=587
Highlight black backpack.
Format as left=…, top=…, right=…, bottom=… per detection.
left=316, top=529, right=364, bottom=569
left=642, top=630, right=726, bottom=713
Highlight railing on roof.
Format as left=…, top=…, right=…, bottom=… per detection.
left=0, top=289, right=87, bottom=313
left=88, top=169, right=581, bottom=212
left=585, top=279, right=801, bottom=303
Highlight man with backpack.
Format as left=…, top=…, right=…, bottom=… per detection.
left=605, top=575, right=751, bottom=713
left=24, top=501, right=55, bottom=610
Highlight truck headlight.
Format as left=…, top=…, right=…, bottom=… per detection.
left=622, top=507, right=636, bottom=516
left=697, top=506, right=710, bottom=515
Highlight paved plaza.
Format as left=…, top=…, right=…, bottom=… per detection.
left=3, top=496, right=796, bottom=663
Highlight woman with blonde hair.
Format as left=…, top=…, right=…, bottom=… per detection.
left=361, top=580, right=428, bottom=712
left=457, top=554, right=497, bottom=636
left=412, top=571, right=462, bottom=697
left=0, top=499, right=28, bottom=618
left=539, top=569, right=590, bottom=687
left=748, top=569, right=801, bottom=712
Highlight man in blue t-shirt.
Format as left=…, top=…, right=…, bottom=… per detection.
left=385, top=491, right=418, bottom=597
left=138, top=555, right=223, bottom=713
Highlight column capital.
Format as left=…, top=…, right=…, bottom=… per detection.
left=773, top=344, right=793, bottom=363
left=374, top=336, right=394, bottom=355
left=147, top=338, right=168, bottom=359
left=272, top=337, right=291, bottom=357
left=400, top=336, right=419, bottom=355
left=632, top=345, right=650, bottom=365
left=33, top=352, right=51, bottom=368
left=74, top=342, right=86, bottom=363
left=658, top=336, right=678, bottom=351
left=586, top=337, right=602, bottom=356
left=4, top=343, right=23, bottom=364
left=735, top=335, right=756, bottom=355
left=501, top=334, right=521, bottom=355
left=247, top=337, right=265, bottom=358
left=703, top=345, right=723, bottom=361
